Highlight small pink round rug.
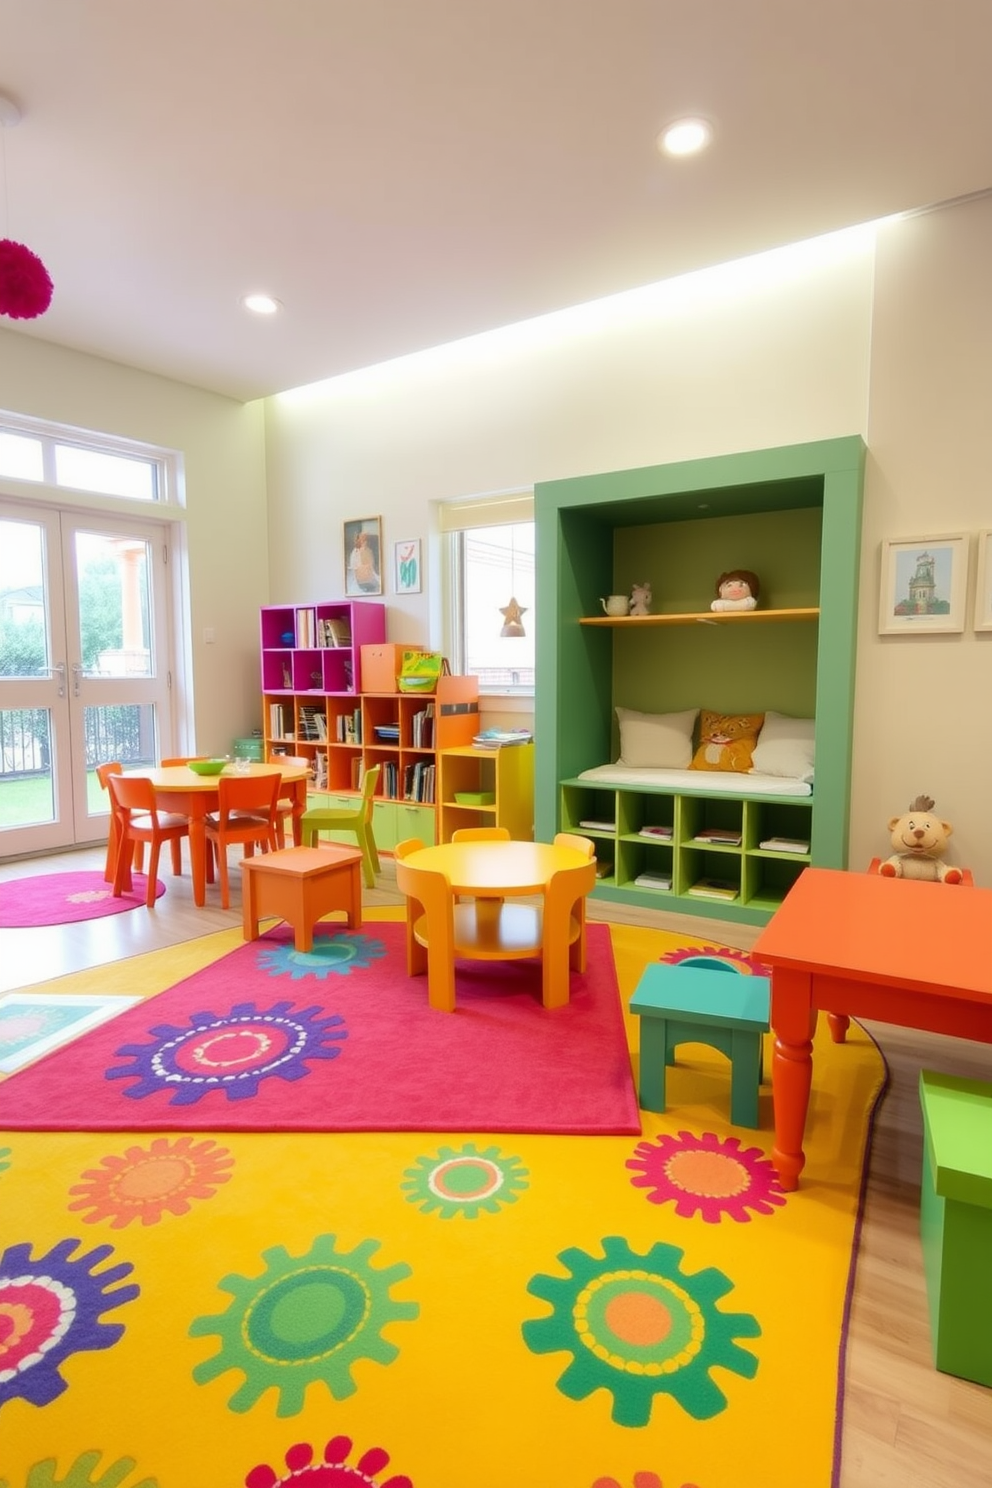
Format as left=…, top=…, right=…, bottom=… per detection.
left=0, top=872, right=166, bottom=928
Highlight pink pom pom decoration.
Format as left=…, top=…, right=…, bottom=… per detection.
left=0, top=237, right=54, bottom=319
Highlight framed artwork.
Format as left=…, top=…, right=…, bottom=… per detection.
left=877, top=533, right=968, bottom=635
left=0, top=991, right=142, bottom=1074
left=394, top=538, right=422, bottom=594
left=343, top=516, right=383, bottom=597
left=973, top=529, right=992, bottom=631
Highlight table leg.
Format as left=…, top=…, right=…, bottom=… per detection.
left=242, top=867, right=260, bottom=942
left=770, top=968, right=817, bottom=1191
left=188, top=816, right=208, bottom=907
left=291, top=779, right=306, bottom=846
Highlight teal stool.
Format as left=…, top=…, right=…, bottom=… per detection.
left=919, top=1070, right=992, bottom=1386
left=630, top=962, right=770, bottom=1128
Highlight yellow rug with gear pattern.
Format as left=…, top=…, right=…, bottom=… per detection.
left=0, top=912, right=885, bottom=1488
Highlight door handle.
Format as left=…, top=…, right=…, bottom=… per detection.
left=70, top=662, right=84, bottom=697
left=50, top=661, right=66, bottom=697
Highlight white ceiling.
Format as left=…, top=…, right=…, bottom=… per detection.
left=1, top=0, right=990, bottom=403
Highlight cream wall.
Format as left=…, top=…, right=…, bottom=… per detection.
left=0, top=328, right=268, bottom=754
left=853, top=195, right=992, bottom=881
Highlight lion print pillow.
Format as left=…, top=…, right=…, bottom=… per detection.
left=689, top=710, right=765, bottom=773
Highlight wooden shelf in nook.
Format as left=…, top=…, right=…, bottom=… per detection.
left=579, top=607, right=819, bottom=628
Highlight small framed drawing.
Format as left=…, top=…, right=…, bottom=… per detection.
left=973, top=530, right=992, bottom=631
left=344, top=517, right=383, bottom=597
left=878, top=533, right=968, bottom=635
left=394, top=538, right=422, bottom=594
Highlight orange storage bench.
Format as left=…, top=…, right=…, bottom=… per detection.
left=240, top=844, right=363, bottom=951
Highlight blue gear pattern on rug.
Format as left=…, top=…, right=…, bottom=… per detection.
left=104, top=1000, right=347, bottom=1105
left=256, top=932, right=387, bottom=980
left=522, top=1235, right=760, bottom=1426
left=189, top=1233, right=419, bottom=1416
left=0, top=1239, right=138, bottom=1410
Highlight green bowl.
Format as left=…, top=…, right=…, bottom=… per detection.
left=187, top=758, right=227, bottom=776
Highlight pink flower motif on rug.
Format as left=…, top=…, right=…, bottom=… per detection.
left=592, top=1474, right=702, bottom=1488
left=67, top=1136, right=234, bottom=1228
left=627, top=1130, right=786, bottom=1222
left=0, top=871, right=165, bottom=927
left=659, top=944, right=771, bottom=977
left=246, top=1435, right=413, bottom=1487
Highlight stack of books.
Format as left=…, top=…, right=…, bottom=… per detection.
left=758, top=835, right=810, bottom=853
left=687, top=877, right=739, bottom=902
left=578, top=817, right=617, bottom=832
left=638, top=824, right=673, bottom=840
left=472, top=728, right=533, bottom=749
left=692, top=826, right=743, bottom=846
left=634, top=870, right=672, bottom=890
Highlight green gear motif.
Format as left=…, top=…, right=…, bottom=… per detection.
left=401, top=1141, right=529, bottom=1218
left=522, top=1235, right=760, bottom=1426
left=0, top=1455, right=157, bottom=1488
left=189, top=1233, right=419, bottom=1416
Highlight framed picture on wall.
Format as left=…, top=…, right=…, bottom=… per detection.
left=973, top=529, right=992, bottom=631
left=878, top=533, right=968, bottom=635
left=394, top=538, right=422, bottom=594
left=344, top=516, right=383, bottom=597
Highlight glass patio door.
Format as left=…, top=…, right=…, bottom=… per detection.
left=0, top=500, right=174, bottom=857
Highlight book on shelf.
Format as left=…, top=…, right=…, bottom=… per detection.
left=634, top=871, right=672, bottom=889
left=687, top=877, right=739, bottom=902
left=638, top=824, right=673, bottom=839
left=594, top=859, right=613, bottom=879
left=578, top=818, right=617, bottom=832
left=319, top=617, right=351, bottom=648
left=758, top=836, right=810, bottom=854
left=472, top=728, right=533, bottom=749
left=692, top=827, right=743, bottom=846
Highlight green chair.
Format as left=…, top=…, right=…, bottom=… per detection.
left=301, top=764, right=381, bottom=888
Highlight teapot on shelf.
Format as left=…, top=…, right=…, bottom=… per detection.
left=600, top=594, right=629, bottom=617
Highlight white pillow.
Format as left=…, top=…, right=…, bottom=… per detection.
left=616, top=706, right=698, bottom=769
left=750, top=711, right=815, bottom=782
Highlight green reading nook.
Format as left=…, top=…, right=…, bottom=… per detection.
left=534, top=435, right=866, bottom=925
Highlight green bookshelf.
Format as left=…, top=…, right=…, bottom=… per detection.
left=534, top=436, right=865, bottom=926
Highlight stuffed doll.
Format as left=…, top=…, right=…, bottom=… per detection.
left=711, top=569, right=759, bottom=612
left=879, top=794, right=963, bottom=883
left=628, top=582, right=652, bottom=616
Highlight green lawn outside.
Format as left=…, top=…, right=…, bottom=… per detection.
left=0, top=771, right=107, bottom=828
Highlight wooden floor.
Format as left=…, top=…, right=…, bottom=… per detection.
left=1, top=844, right=990, bottom=1486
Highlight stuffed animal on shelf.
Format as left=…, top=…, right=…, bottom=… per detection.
left=628, top=582, right=652, bottom=616
left=711, top=569, right=760, bottom=611
left=879, top=794, right=963, bottom=883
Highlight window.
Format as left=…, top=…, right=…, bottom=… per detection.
left=440, top=493, right=534, bottom=694
left=0, top=410, right=180, bottom=504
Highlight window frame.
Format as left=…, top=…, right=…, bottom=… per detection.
left=0, top=408, right=183, bottom=507
left=438, top=491, right=535, bottom=698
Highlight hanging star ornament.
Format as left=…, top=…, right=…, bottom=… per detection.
left=499, top=597, right=527, bottom=637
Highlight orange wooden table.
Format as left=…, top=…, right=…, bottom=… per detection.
left=752, top=867, right=992, bottom=1190
left=123, top=762, right=310, bottom=907
left=399, top=839, right=596, bottom=1011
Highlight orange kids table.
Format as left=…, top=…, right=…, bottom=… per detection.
left=752, top=867, right=992, bottom=1190
left=123, top=762, right=310, bottom=907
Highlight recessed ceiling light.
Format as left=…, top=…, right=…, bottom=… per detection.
left=242, top=293, right=282, bottom=315
left=658, top=117, right=713, bottom=158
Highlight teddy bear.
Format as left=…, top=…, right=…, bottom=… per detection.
left=879, top=794, right=963, bottom=883
left=711, top=569, right=759, bottom=612
left=628, top=582, right=652, bottom=616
